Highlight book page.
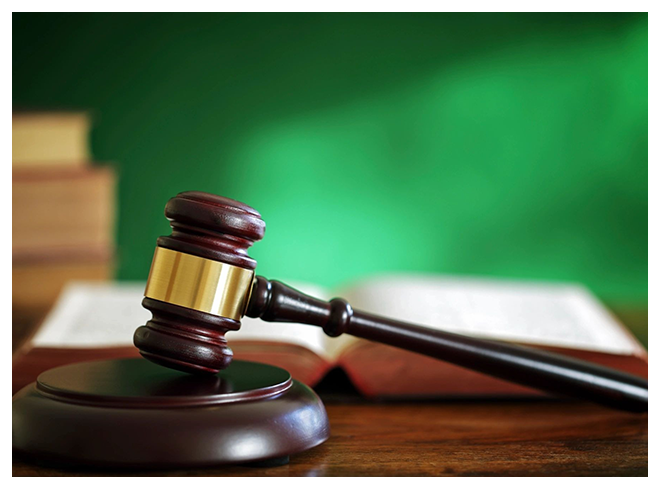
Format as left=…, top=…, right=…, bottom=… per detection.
left=339, top=275, right=640, bottom=355
left=31, top=281, right=334, bottom=360
left=31, top=282, right=151, bottom=347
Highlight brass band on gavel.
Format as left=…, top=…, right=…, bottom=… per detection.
left=144, top=247, right=254, bottom=320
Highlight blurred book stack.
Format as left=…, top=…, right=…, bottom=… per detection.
left=12, top=112, right=116, bottom=349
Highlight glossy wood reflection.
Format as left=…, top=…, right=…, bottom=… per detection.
left=13, top=400, right=647, bottom=476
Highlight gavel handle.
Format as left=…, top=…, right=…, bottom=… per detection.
left=246, top=277, right=647, bottom=413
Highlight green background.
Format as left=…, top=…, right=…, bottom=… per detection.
left=13, top=13, right=648, bottom=308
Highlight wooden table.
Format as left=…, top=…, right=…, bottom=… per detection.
left=12, top=304, right=648, bottom=477
left=13, top=396, right=647, bottom=476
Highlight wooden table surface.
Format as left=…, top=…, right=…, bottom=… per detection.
left=12, top=305, right=648, bottom=477
left=13, top=397, right=647, bottom=476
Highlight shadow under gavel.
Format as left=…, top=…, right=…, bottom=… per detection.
left=134, top=191, right=648, bottom=413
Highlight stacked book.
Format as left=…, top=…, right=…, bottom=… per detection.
left=12, top=112, right=116, bottom=336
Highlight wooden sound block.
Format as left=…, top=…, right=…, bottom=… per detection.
left=12, top=358, right=330, bottom=468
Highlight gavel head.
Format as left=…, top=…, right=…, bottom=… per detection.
left=133, top=191, right=265, bottom=375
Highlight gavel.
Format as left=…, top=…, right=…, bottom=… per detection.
left=134, top=191, right=647, bottom=413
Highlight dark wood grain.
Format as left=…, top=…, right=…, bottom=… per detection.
left=11, top=339, right=647, bottom=476
left=13, top=400, right=647, bottom=476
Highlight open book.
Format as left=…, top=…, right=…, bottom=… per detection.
left=20, top=275, right=647, bottom=398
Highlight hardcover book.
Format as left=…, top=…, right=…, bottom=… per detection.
left=13, top=276, right=647, bottom=397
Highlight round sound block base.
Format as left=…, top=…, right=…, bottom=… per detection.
left=12, top=358, right=330, bottom=469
